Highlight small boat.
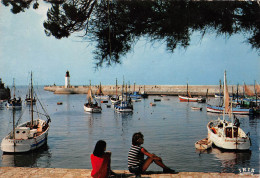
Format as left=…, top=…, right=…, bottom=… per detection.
left=1, top=72, right=51, bottom=153
left=150, top=102, right=156, bottom=106
left=94, top=82, right=109, bottom=100
left=191, top=107, right=202, bottom=111
left=132, top=98, right=141, bottom=102
left=57, top=102, right=63, bottom=105
left=178, top=83, right=206, bottom=103
left=154, top=98, right=161, bottom=102
left=195, top=138, right=212, bottom=150
left=84, top=82, right=102, bottom=113
left=178, top=95, right=206, bottom=103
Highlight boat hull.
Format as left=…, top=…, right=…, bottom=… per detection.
left=179, top=95, right=205, bottom=102
left=84, top=105, right=102, bottom=113
left=195, top=138, right=212, bottom=150
left=206, top=104, right=253, bottom=115
left=114, top=101, right=133, bottom=112
left=1, top=119, right=50, bottom=153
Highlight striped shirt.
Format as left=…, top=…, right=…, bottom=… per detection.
left=128, top=145, right=144, bottom=168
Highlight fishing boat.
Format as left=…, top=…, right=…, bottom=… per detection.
left=178, top=83, right=206, bottom=103
left=114, top=82, right=133, bottom=112
left=195, top=138, right=212, bottom=150
left=94, top=82, right=109, bottom=100
left=206, top=104, right=253, bottom=115
left=1, top=72, right=51, bottom=153
left=114, top=100, right=133, bottom=112
left=207, top=71, right=251, bottom=150
left=84, top=82, right=102, bottom=113
left=6, top=79, right=22, bottom=109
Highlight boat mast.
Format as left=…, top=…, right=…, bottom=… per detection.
left=223, top=71, right=226, bottom=121
left=13, top=78, right=16, bottom=99
left=115, top=78, right=117, bottom=98
left=186, top=82, right=188, bottom=97
left=237, top=84, right=239, bottom=103
left=30, top=72, right=34, bottom=126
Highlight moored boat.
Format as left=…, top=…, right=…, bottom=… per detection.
left=206, top=104, right=253, bottom=115
left=84, top=82, right=102, bottom=113
left=1, top=72, right=51, bottom=153
left=195, top=138, right=212, bottom=150
left=207, top=71, right=251, bottom=151
left=191, top=107, right=202, bottom=111
left=178, top=83, right=206, bottom=103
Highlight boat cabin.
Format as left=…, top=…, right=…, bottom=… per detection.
left=225, top=127, right=238, bottom=138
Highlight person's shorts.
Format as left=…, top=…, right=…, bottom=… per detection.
left=128, top=165, right=143, bottom=175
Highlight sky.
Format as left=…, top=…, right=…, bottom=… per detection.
left=0, top=2, right=259, bottom=87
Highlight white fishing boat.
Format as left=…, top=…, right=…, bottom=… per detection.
left=178, top=83, right=206, bottom=103
left=195, top=138, right=212, bottom=150
left=1, top=72, right=51, bottom=153
left=207, top=71, right=251, bottom=150
left=84, top=82, right=102, bottom=113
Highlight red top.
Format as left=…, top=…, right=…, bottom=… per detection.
left=91, top=153, right=110, bottom=178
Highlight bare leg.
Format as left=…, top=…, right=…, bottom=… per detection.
left=142, top=157, right=169, bottom=172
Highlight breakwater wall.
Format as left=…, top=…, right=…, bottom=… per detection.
left=43, top=85, right=255, bottom=96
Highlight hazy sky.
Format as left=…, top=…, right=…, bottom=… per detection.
left=0, top=2, right=259, bottom=87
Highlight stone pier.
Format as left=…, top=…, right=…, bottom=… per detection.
left=0, top=167, right=258, bottom=178
left=43, top=85, right=254, bottom=96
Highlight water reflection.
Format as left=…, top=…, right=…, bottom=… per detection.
left=1, top=144, right=51, bottom=167
left=196, top=147, right=252, bottom=173
left=211, top=147, right=251, bottom=173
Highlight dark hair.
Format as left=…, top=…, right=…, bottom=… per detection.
left=93, top=140, right=106, bottom=157
left=132, top=132, right=143, bottom=146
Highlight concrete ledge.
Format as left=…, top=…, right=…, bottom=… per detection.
left=0, top=167, right=258, bottom=178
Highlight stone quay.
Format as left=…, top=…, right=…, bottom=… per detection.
left=0, top=167, right=258, bottom=178
left=44, top=85, right=255, bottom=96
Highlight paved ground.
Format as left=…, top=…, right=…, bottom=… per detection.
left=0, top=167, right=258, bottom=178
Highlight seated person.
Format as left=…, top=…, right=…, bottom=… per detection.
left=90, top=140, right=114, bottom=178
left=128, top=132, right=175, bottom=175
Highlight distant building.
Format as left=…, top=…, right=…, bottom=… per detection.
left=65, top=71, right=70, bottom=88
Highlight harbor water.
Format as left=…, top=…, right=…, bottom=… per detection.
left=0, top=86, right=259, bottom=174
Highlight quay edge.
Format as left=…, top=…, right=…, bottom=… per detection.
left=43, top=85, right=256, bottom=96
left=0, top=167, right=258, bottom=178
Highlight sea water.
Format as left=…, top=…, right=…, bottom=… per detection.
left=0, top=86, right=259, bottom=174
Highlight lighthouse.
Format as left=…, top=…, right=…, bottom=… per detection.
left=65, top=71, right=70, bottom=88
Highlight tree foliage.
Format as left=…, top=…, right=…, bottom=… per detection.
left=2, top=0, right=260, bottom=67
